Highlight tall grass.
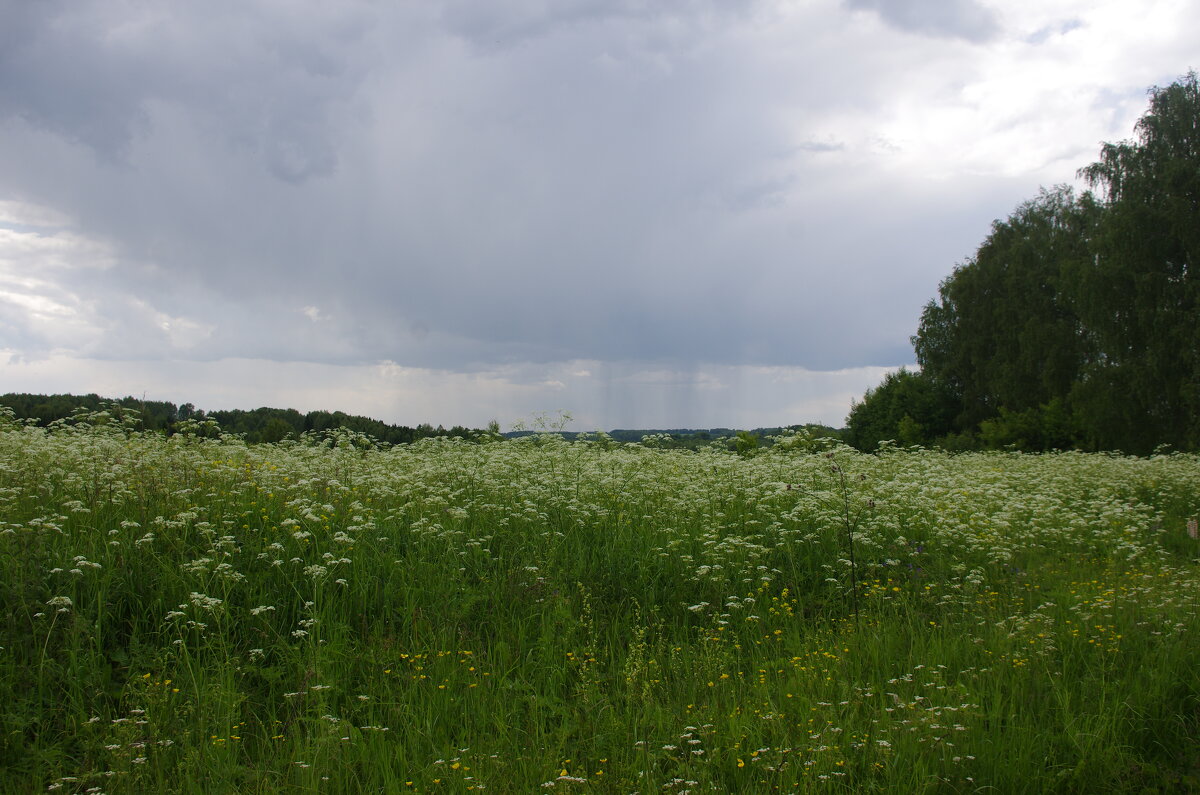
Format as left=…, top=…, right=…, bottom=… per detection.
left=2, top=410, right=1198, bottom=792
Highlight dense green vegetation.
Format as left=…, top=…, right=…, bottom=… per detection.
left=848, top=72, right=1200, bottom=454
left=0, top=393, right=478, bottom=445
left=3, top=411, right=1199, bottom=792
left=605, top=426, right=844, bottom=451
left=1, top=393, right=845, bottom=452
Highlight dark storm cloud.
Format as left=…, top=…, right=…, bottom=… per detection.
left=437, top=0, right=762, bottom=50
left=0, top=0, right=1177, bottom=393
left=0, top=1, right=151, bottom=158
left=845, top=0, right=999, bottom=42
left=0, top=1, right=375, bottom=176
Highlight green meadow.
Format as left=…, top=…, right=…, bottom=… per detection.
left=2, top=410, right=1199, bottom=793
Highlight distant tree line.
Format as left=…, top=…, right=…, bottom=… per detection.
left=502, top=425, right=845, bottom=450
left=613, top=425, right=845, bottom=451
left=847, top=72, right=1200, bottom=454
left=0, top=393, right=478, bottom=444
left=1, top=393, right=845, bottom=450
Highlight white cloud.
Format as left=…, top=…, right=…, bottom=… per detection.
left=0, top=220, right=215, bottom=357
left=0, top=199, right=74, bottom=228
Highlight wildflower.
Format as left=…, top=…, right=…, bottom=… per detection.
left=188, top=592, right=223, bottom=612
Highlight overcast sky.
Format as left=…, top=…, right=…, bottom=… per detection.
left=0, top=0, right=1195, bottom=431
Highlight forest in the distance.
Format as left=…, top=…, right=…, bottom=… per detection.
left=847, top=71, right=1200, bottom=455
left=0, top=392, right=476, bottom=445
left=0, top=392, right=846, bottom=452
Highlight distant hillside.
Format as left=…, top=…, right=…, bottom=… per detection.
left=506, top=424, right=845, bottom=450
left=0, top=392, right=480, bottom=445
left=608, top=425, right=843, bottom=443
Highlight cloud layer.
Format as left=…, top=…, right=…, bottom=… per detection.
left=1, top=0, right=1195, bottom=427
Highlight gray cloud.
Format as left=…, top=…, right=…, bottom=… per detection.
left=438, top=0, right=762, bottom=50
left=845, top=0, right=999, bottom=42
left=0, top=0, right=1190, bottom=427
left=1025, top=19, right=1083, bottom=45
left=0, top=2, right=377, bottom=176
left=3, top=0, right=923, bottom=372
left=0, top=2, right=150, bottom=159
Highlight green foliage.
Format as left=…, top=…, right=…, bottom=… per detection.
left=0, top=392, right=479, bottom=446
left=587, top=426, right=846, bottom=452
left=0, top=392, right=180, bottom=430
left=845, top=369, right=957, bottom=451
left=977, top=398, right=1078, bottom=450
left=869, top=71, right=1200, bottom=453
left=1073, top=71, right=1200, bottom=452
left=768, top=426, right=845, bottom=453
left=734, top=430, right=761, bottom=456
left=913, top=186, right=1100, bottom=430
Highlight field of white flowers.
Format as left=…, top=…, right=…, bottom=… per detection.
left=2, top=410, right=1199, bottom=792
